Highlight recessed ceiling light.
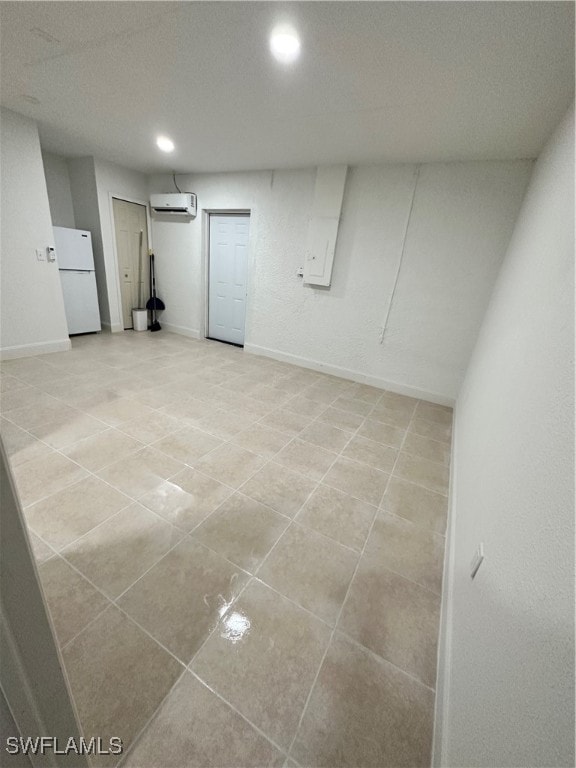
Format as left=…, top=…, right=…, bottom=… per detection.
left=156, top=135, right=175, bottom=153
left=270, top=25, right=301, bottom=64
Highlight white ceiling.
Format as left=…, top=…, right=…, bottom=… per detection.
left=1, top=1, right=574, bottom=173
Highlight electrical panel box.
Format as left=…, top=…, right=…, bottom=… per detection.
left=303, top=165, right=347, bottom=287
left=303, top=217, right=339, bottom=285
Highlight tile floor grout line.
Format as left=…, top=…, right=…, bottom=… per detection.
left=285, top=516, right=365, bottom=557
left=318, top=415, right=447, bottom=673
left=18, top=413, right=437, bottom=541
left=389, top=471, right=449, bottom=497
left=186, top=574, right=256, bottom=669
left=56, top=439, right=191, bottom=503
left=18, top=383, right=330, bottom=517
left=355, top=550, right=443, bottom=597
left=379, top=506, right=448, bottom=538
left=5, top=335, right=453, bottom=768
left=8, top=372, right=438, bottom=486
left=162, top=391, right=389, bottom=599
left=400, top=441, right=453, bottom=461
left=60, top=601, right=116, bottom=653
left=181, top=401, right=353, bottom=500
left=147, top=424, right=276, bottom=484
left=3, top=418, right=117, bottom=489
left=1, top=394, right=85, bottom=424
left=111, top=602, right=190, bottom=669
left=1, top=403, right=113, bottom=439
left=216, top=487, right=295, bottom=522
left=333, top=626, right=438, bottom=693
left=20, top=431, right=150, bottom=507
left=269, top=397, right=359, bottom=483
left=284, top=512, right=380, bottom=760
left=249, top=576, right=335, bottom=631
left=228, top=407, right=373, bottom=758
left=290, top=504, right=369, bottom=553
left=378, top=472, right=449, bottom=499
left=109, top=533, right=193, bottom=604
left=178, top=438, right=351, bottom=686
left=183, top=533, right=254, bottom=578
left=189, top=669, right=292, bottom=762
left=47, top=541, right=190, bottom=672
left=16, top=472, right=91, bottom=510
left=59, top=544, right=196, bottom=674
left=48, top=552, right=186, bottom=670
left=232, top=411, right=366, bottom=598
left=11, top=364, right=366, bottom=471
left=32, top=491, right=154, bottom=553
left=152, top=482, right=237, bottom=534
left=24, top=528, right=60, bottom=562
left=285, top=419, right=412, bottom=760
left=114, top=666, right=190, bottom=768
left=25, top=473, right=144, bottom=534
left=26, top=461, right=136, bottom=508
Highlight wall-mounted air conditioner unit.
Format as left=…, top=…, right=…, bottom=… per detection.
left=150, top=193, right=197, bottom=217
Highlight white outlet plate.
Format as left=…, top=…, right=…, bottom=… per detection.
left=470, top=543, right=485, bottom=579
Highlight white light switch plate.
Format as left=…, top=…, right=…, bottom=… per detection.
left=470, top=543, right=484, bottom=579
left=36, top=249, right=45, bottom=261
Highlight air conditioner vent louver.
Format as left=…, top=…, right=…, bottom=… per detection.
left=150, top=193, right=197, bottom=218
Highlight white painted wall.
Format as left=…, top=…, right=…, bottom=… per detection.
left=68, top=156, right=109, bottom=326
left=0, top=109, right=70, bottom=358
left=434, top=106, right=574, bottom=767
left=149, top=160, right=531, bottom=402
left=67, top=156, right=149, bottom=330
left=94, top=158, right=148, bottom=331
left=41, top=150, right=75, bottom=228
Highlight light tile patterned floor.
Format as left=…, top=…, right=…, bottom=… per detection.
left=0, top=331, right=452, bottom=768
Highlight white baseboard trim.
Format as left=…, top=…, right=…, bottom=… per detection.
left=244, top=342, right=455, bottom=406
left=100, top=321, right=123, bottom=333
left=0, top=338, right=72, bottom=360
left=432, top=410, right=459, bottom=766
left=161, top=322, right=201, bottom=340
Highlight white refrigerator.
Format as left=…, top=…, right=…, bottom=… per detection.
left=54, top=227, right=101, bottom=335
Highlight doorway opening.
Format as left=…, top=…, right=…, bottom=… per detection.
left=206, top=213, right=250, bottom=347
left=112, top=198, right=149, bottom=330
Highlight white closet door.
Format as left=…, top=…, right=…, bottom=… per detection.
left=208, top=214, right=250, bottom=346
left=112, top=198, right=149, bottom=329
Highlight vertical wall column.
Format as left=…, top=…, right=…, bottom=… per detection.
left=303, top=166, right=347, bottom=287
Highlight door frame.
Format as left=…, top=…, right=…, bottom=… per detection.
left=0, top=438, right=90, bottom=767
left=202, top=209, right=253, bottom=344
left=108, top=194, right=153, bottom=332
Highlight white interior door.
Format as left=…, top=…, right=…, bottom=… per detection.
left=208, top=214, right=250, bottom=346
left=113, top=198, right=149, bottom=329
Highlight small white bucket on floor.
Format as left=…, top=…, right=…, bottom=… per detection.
left=132, top=308, right=147, bottom=331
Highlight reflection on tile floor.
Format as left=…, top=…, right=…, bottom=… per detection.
left=0, top=331, right=452, bottom=767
